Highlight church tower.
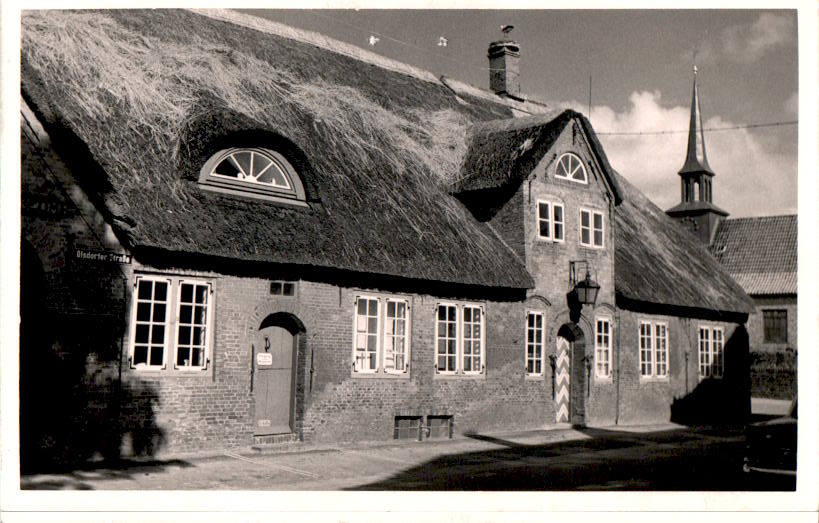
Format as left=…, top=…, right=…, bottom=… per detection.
left=666, top=66, right=728, bottom=244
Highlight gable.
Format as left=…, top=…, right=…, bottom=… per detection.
left=454, top=110, right=622, bottom=206
left=525, top=120, right=617, bottom=205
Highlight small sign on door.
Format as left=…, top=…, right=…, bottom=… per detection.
left=258, top=419, right=271, bottom=427
left=256, top=352, right=273, bottom=366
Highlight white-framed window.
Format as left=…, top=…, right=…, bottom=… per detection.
left=639, top=320, right=669, bottom=378
left=383, top=299, right=409, bottom=374
left=175, top=280, right=212, bottom=369
left=553, top=203, right=565, bottom=242
left=435, top=303, right=485, bottom=375
left=536, top=200, right=565, bottom=242
left=129, top=275, right=213, bottom=371
left=199, top=147, right=307, bottom=205
left=353, top=295, right=411, bottom=374
left=595, top=317, right=612, bottom=379
left=462, top=305, right=483, bottom=374
left=353, top=296, right=380, bottom=373
left=526, top=311, right=545, bottom=376
left=698, top=326, right=724, bottom=379
left=580, top=208, right=605, bottom=248
left=639, top=322, right=652, bottom=377
left=654, top=323, right=668, bottom=377
left=554, top=152, right=587, bottom=183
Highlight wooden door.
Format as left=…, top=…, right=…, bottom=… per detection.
left=570, top=337, right=586, bottom=426
left=555, top=336, right=570, bottom=423
left=253, top=326, right=295, bottom=435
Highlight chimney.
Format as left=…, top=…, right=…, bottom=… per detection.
left=488, top=25, right=521, bottom=99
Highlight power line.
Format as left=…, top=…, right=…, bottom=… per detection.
left=305, top=10, right=465, bottom=66
left=276, top=12, right=798, bottom=134
left=597, top=120, right=797, bottom=136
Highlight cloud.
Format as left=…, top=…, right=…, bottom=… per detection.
left=584, top=91, right=797, bottom=218
left=721, top=13, right=796, bottom=63
left=683, top=13, right=795, bottom=66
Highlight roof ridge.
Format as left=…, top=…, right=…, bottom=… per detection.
left=189, top=9, right=549, bottom=115
left=723, top=214, right=798, bottom=222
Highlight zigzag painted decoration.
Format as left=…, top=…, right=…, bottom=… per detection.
left=555, top=337, right=570, bottom=423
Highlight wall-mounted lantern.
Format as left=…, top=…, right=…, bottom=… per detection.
left=569, top=260, right=600, bottom=306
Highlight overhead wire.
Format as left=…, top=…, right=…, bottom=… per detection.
left=279, top=12, right=798, bottom=136
left=596, top=120, right=797, bottom=136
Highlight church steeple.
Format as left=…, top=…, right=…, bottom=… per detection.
left=680, top=65, right=714, bottom=177
left=666, top=65, right=728, bottom=245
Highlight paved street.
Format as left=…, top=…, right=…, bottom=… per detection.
left=20, top=422, right=795, bottom=491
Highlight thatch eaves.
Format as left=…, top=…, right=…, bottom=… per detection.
left=454, top=111, right=623, bottom=205
left=614, top=173, right=754, bottom=316
left=20, top=9, right=535, bottom=290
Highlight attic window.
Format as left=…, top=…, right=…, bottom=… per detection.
left=554, top=153, right=587, bottom=184
left=199, top=148, right=307, bottom=205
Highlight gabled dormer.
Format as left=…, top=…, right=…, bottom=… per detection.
left=453, top=110, right=623, bottom=310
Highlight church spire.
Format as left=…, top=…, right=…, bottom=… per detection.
left=666, top=65, right=728, bottom=246
left=679, top=65, right=714, bottom=175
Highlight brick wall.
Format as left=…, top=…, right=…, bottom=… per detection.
left=617, top=310, right=749, bottom=425
left=497, top=123, right=619, bottom=426
left=109, top=273, right=560, bottom=452
left=21, top=117, right=133, bottom=468
left=295, top=283, right=556, bottom=444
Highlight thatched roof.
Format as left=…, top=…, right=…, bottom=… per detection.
left=711, top=215, right=797, bottom=295
left=21, top=9, right=755, bottom=315
left=454, top=112, right=623, bottom=204
left=614, top=174, right=753, bottom=315
left=21, top=9, right=542, bottom=290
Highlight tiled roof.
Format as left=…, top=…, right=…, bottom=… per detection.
left=711, top=215, right=797, bottom=295
left=731, top=272, right=797, bottom=296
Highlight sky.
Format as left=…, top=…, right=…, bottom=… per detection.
left=245, top=9, right=798, bottom=218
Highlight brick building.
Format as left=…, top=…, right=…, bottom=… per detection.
left=710, top=216, right=798, bottom=354
left=20, top=9, right=753, bottom=468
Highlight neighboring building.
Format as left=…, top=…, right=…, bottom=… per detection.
left=20, top=9, right=753, bottom=465
left=711, top=216, right=798, bottom=353
left=664, top=67, right=797, bottom=357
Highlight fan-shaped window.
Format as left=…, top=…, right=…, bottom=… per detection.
left=199, top=147, right=306, bottom=205
left=554, top=152, right=587, bottom=184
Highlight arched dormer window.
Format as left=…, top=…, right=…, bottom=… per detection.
left=554, top=152, right=587, bottom=184
left=198, top=147, right=307, bottom=206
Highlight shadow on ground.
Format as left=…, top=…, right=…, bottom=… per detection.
left=348, top=426, right=795, bottom=491
left=20, top=458, right=194, bottom=490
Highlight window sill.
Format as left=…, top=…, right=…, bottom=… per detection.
left=351, top=371, right=411, bottom=380
left=639, top=375, right=670, bottom=383
left=594, top=375, right=613, bottom=383
left=554, top=176, right=588, bottom=186
left=434, top=373, right=486, bottom=381
left=128, top=367, right=213, bottom=377
left=535, top=238, right=565, bottom=245
left=199, top=181, right=310, bottom=208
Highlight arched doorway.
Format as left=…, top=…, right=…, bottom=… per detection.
left=252, top=313, right=303, bottom=435
left=556, top=323, right=587, bottom=427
